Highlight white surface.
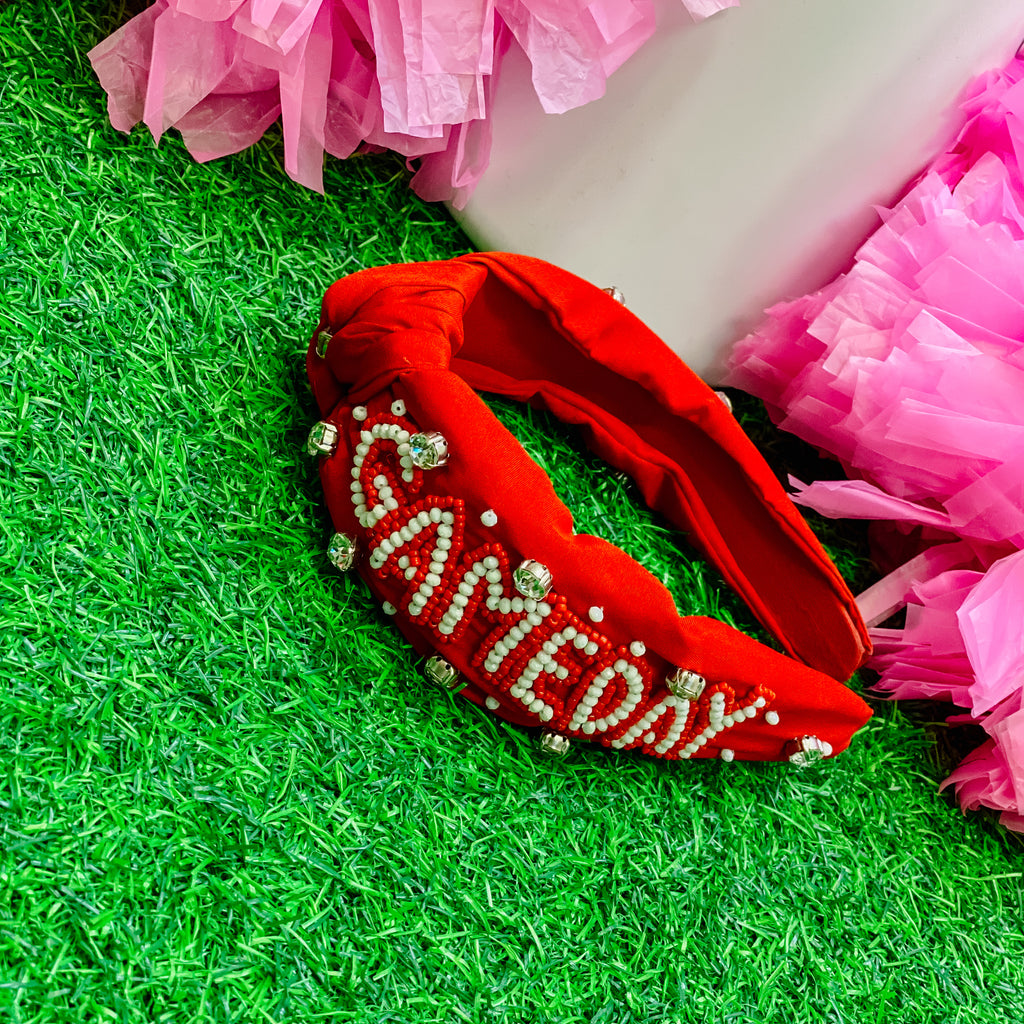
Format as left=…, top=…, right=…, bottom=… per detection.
left=455, top=0, right=1024, bottom=383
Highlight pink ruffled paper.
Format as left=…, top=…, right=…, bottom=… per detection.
left=89, top=0, right=739, bottom=205
left=728, top=54, right=1024, bottom=829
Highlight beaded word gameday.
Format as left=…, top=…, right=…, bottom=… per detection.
left=308, top=399, right=816, bottom=763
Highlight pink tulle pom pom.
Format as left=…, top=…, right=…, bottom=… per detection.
left=729, top=54, right=1024, bottom=828
left=89, top=0, right=738, bottom=204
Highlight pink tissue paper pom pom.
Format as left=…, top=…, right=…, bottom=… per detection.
left=728, top=53, right=1024, bottom=827
left=89, top=0, right=739, bottom=205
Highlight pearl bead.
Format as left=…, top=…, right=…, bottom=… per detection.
left=765, top=711, right=780, bottom=726
left=720, top=749, right=735, bottom=763
left=630, top=641, right=646, bottom=657
left=382, top=602, right=397, bottom=616
left=485, top=697, right=500, bottom=710
left=352, top=406, right=368, bottom=421
left=481, top=509, right=498, bottom=527
left=390, top=400, right=406, bottom=415
left=588, top=606, right=604, bottom=622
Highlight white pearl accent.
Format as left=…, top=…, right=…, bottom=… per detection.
left=352, top=406, right=368, bottom=421
left=765, top=711, right=780, bottom=726
left=481, top=509, right=498, bottom=527
left=485, top=697, right=500, bottom=710
left=629, top=641, right=646, bottom=658
left=588, top=606, right=604, bottom=622
left=382, top=602, right=397, bottom=616
left=391, top=399, right=406, bottom=415
left=720, top=749, right=735, bottom=762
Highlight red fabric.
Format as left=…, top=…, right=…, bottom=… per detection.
left=307, top=253, right=872, bottom=761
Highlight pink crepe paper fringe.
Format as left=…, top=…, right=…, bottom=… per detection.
left=88, top=0, right=738, bottom=206
left=728, top=54, right=1024, bottom=829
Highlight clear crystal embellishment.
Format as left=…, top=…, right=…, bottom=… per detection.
left=326, top=532, right=357, bottom=571
left=409, top=431, right=449, bottom=470
left=513, top=559, right=553, bottom=600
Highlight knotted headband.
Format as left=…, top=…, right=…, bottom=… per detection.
left=305, top=253, right=872, bottom=763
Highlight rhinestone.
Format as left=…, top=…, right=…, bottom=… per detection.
left=326, top=532, right=357, bottom=571
left=315, top=330, right=333, bottom=357
left=409, top=431, right=449, bottom=469
left=538, top=730, right=570, bottom=758
left=513, top=559, right=553, bottom=600
left=305, top=421, right=339, bottom=457
left=666, top=669, right=706, bottom=700
left=785, top=735, right=828, bottom=767
left=424, top=656, right=461, bottom=690
left=602, top=286, right=625, bottom=304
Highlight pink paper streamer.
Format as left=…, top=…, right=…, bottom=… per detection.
left=729, top=54, right=1024, bottom=829
left=89, top=0, right=737, bottom=205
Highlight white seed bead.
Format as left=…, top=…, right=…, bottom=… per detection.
left=382, top=602, right=397, bottom=616
left=352, top=406, right=368, bottom=421
left=573, top=635, right=588, bottom=650
left=584, top=642, right=599, bottom=656
left=481, top=509, right=498, bottom=527
left=485, top=697, right=500, bottom=710
left=720, top=749, right=735, bottom=762
left=765, top=711, right=780, bottom=726
left=582, top=722, right=596, bottom=735
left=743, top=706, right=757, bottom=719
left=390, top=399, right=406, bottom=415
left=540, top=707, right=554, bottom=722
left=588, top=606, right=604, bottom=622
left=630, top=641, right=646, bottom=657
left=483, top=556, right=499, bottom=569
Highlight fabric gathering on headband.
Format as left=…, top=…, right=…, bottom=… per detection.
left=304, top=252, right=872, bottom=764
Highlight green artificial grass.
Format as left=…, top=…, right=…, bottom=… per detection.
left=2, top=3, right=1023, bottom=1022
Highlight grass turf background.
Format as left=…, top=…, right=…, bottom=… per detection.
left=1, top=3, right=1023, bottom=1022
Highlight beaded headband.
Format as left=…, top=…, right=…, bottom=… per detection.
left=305, top=253, right=872, bottom=763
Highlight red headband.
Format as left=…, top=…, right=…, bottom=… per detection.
left=306, top=253, right=871, bottom=763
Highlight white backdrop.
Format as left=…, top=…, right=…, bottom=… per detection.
left=455, top=0, right=1024, bottom=382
